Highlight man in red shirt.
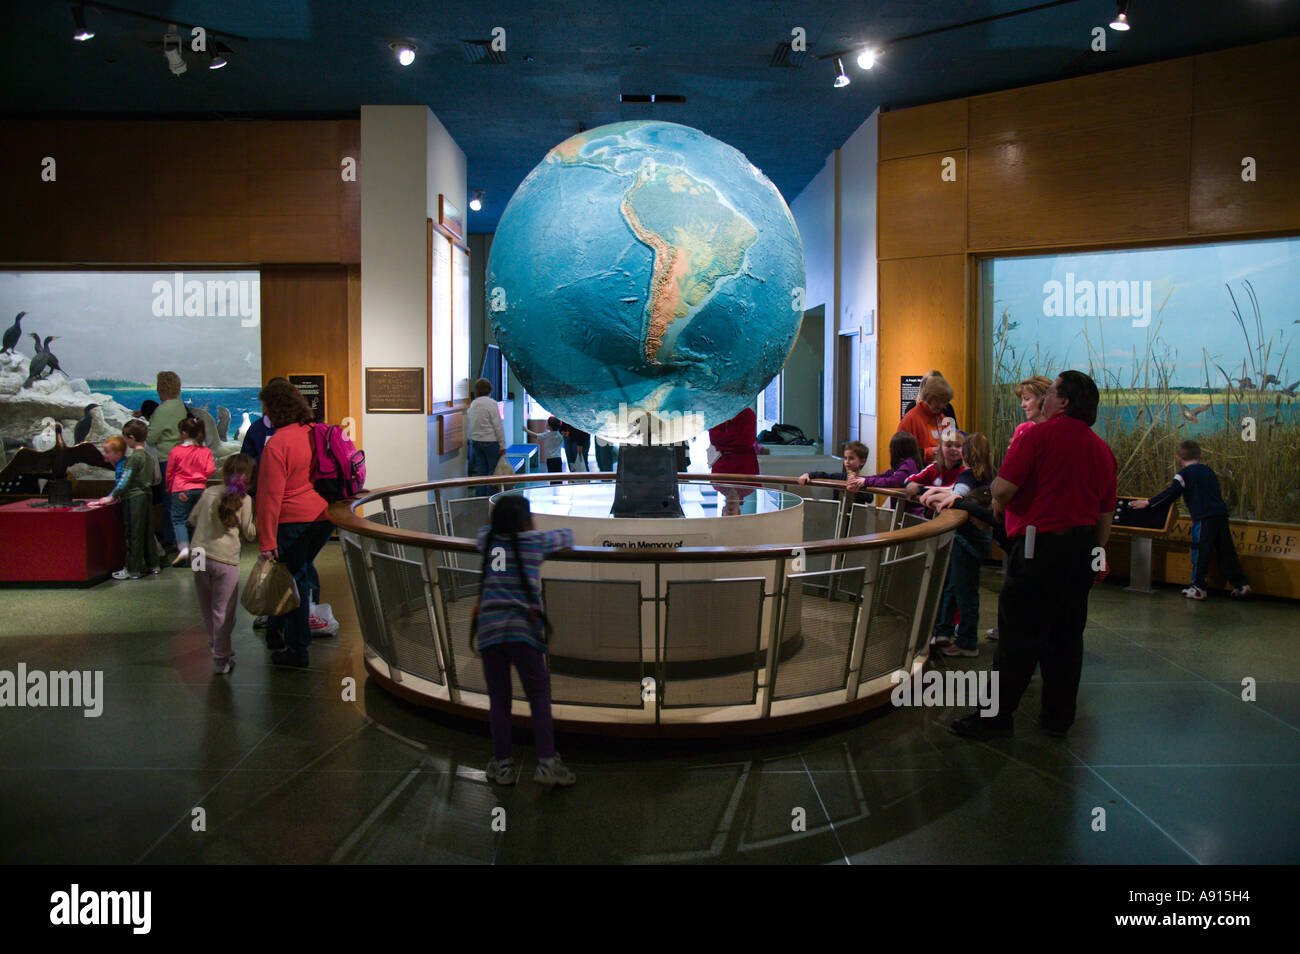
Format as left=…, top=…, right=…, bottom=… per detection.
left=951, top=371, right=1116, bottom=740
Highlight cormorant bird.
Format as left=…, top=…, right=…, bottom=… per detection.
left=216, top=406, right=231, bottom=442
left=74, top=404, right=99, bottom=444
left=0, top=422, right=108, bottom=506
left=1, top=312, right=23, bottom=354
left=22, top=334, right=61, bottom=388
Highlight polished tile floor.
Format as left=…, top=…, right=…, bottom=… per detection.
left=0, top=543, right=1296, bottom=864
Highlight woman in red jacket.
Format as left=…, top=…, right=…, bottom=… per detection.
left=709, top=407, right=760, bottom=516
left=255, top=380, right=333, bottom=668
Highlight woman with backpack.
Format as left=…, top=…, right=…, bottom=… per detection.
left=255, top=380, right=334, bottom=668
left=475, top=494, right=577, bottom=786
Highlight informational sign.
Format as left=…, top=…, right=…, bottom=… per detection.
left=597, top=534, right=712, bottom=551
left=288, top=373, right=326, bottom=423
left=365, top=367, right=425, bottom=413
left=900, top=374, right=924, bottom=419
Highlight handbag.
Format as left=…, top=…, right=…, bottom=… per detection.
left=240, top=555, right=300, bottom=617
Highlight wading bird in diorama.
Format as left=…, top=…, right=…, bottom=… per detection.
left=0, top=421, right=107, bottom=507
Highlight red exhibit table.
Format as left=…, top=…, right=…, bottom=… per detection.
left=0, top=498, right=126, bottom=586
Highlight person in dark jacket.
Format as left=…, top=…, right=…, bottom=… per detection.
left=1130, top=439, right=1250, bottom=599
left=797, top=440, right=870, bottom=504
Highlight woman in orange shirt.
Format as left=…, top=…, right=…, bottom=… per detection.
left=899, top=374, right=955, bottom=464
left=255, top=380, right=333, bottom=668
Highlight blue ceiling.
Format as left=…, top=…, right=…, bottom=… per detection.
left=4, top=1, right=1299, bottom=231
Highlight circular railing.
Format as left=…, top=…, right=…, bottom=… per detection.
left=328, top=472, right=965, bottom=737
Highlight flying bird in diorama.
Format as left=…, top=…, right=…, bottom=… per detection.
left=0, top=422, right=108, bottom=507
left=1176, top=401, right=1213, bottom=424
left=22, top=333, right=64, bottom=388
left=1, top=312, right=24, bottom=354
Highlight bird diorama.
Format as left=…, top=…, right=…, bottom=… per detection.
left=0, top=421, right=108, bottom=507
left=1, top=312, right=24, bottom=354
left=73, top=403, right=99, bottom=444
left=22, top=333, right=63, bottom=388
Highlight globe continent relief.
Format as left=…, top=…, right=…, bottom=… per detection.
left=486, top=120, right=806, bottom=442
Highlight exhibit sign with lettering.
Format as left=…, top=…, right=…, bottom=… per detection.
left=900, top=374, right=923, bottom=419
left=288, top=373, right=326, bottom=423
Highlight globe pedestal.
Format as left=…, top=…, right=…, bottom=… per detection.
left=498, top=481, right=804, bottom=676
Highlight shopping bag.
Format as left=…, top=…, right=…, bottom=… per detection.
left=240, top=556, right=300, bottom=617
left=492, top=455, right=514, bottom=477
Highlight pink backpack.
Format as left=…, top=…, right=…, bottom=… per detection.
left=308, top=423, right=366, bottom=501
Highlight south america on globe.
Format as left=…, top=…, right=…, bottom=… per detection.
left=486, top=120, right=806, bottom=443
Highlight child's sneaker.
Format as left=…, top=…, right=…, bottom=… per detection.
left=1181, top=585, right=1208, bottom=601
left=942, top=643, right=979, bottom=657
left=1231, top=584, right=1252, bottom=598
left=150, top=565, right=161, bottom=575
left=214, top=659, right=236, bottom=675
left=111, top=568, right=140, bottom=581
left=486, top=758, right=518, bottom=785
left=534, top=755, right=576, bottom=787
left=309, top=613, right=339, bottom=637
left=985, top=627, right=999, bottom=641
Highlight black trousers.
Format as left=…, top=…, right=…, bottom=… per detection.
left=1191, top=515, right=1248, bottom=590
left=993, top=526, right=1097, bottom=730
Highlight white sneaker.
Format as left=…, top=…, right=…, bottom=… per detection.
left=1231, top=584, right=1252, bottom=598
left=214, top=659, right=235, bottom=675
left=985, top=627, right=999, bottom=641
left=1181, top=585, right=1208, bottom=601
left=111, top=568, right=140, bottom=581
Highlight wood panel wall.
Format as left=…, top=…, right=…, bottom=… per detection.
left=876, top=35, right=1300, bottom=457
left=0, top=119, right=360, bottom=264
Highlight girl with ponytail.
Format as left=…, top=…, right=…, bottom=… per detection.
left=473, top=493, right=577, bottom=787
left=187, top=454, right=259, bottom=674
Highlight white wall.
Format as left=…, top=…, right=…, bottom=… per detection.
left=839, top=110, right=879, bottom=465
left=360, top=105, right=467, bottom=488
left=788, top=108, right=880, bottom=467
left=790, top=154, right=836, bottom=450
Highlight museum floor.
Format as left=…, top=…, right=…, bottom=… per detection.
left=0, top=542, right=1297, bottom=865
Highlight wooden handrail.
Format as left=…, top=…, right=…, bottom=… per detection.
left=326, top=473, right=964, bottom=562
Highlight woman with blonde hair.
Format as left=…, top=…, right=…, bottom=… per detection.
left=899, top=372, right=956, bottom=465
left=1010, top=375, right=1052, bottom=450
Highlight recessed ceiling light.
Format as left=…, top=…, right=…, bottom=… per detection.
left=470, top=191, right=484, bottom=212
left=390, top=42, right=417, bottom=66
left=856, top=48, right=877, bottom=69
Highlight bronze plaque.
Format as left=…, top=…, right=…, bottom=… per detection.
left=438, top=411, right=464, bottom=454
left=366, top=367, right=425, bottom=413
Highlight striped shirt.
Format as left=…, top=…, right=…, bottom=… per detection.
left=475, top=527, right=574, bottom=652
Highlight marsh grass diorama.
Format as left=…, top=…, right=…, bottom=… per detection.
left=991, top=279, right=1300, bottom=525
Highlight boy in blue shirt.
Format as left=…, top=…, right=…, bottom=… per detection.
left=1131, top=440, right=1250, bottom=600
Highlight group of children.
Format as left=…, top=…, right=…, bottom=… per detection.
left=87, top=412, right=260, bottom=675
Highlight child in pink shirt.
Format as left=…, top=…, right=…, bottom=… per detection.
left=167, top=416, right=215, bottom=566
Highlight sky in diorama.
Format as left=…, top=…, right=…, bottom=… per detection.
left=982, top=236, right=1300, bottom=524
left=0, top=270, right=262, bottom=429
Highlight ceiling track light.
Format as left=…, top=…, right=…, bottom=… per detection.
left=1110, top=1, right=1131, bottom=31
left=72, top=4, right=94, bottom=41
left=470, top=191, right=484, bottom=212
left=390, top=41, right=417, bottom=66
left=856, top=48, right=877, bottom=70
left=162, top=24, right=186, bottom=75
left=833, top=57, right=850, bottom=88
left=208, top=44, right=228, bottom=69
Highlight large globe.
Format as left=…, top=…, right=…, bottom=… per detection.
left=486, top=120, right=805, bottom=443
